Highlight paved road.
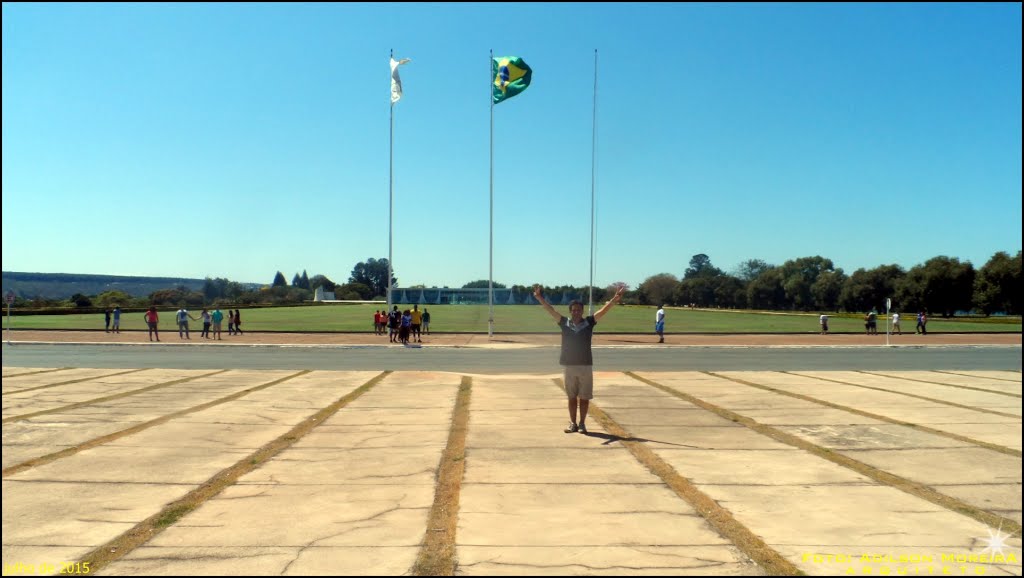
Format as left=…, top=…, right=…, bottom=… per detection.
left=2, top=343, right=1020, bottom=371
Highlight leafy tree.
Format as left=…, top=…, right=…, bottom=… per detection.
left=463, top=280, right=506, bottom=289
left=69, top=293, right=92, bottom=307
left=735, top=259, right=772, bottom=282
left=203, top=277, right=247, bottom=302
left=272, top=271, right=288, bottom=287
left=746, top=267, right=785, bottom=310
left=149, top=286, right=204, bottom=307
left=838, top=265, right=904, bottom=313
left=335, top=282, right=373, bottom=300
left=95, top=290, right=133, bottom=308
left=811, top=269, right=847, bottom=311
left=309, top=274, right=336, bottom=293
left=637, top=273, right=678, bottom=306
left=350, top=258, right=396, bottom=299
left=778, top=256, right=836, bottom=311
left=714, top=275, right=746, bottom=309
left=973, top=251, right=1021, bottom=315
left=684, top=254, right=723, bottom=279
left=896, top=256, right=975, bottom=317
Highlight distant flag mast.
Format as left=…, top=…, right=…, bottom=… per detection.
left=388, top=52, right=411, bottom=313
left=489, top=53, right=532, bottom=337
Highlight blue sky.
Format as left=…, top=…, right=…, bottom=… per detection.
left=2, top=3, right=1021, bottom=289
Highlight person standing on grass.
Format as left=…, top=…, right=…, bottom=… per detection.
left=112, top=306, right=121, bottom=334
left=176, top=307, right=197, bottom=339
left=422, top=307, right=431, bottom=335
left=534, top=284, right=626, bottom=435
left=411, top=304, right=423, bottom=342
left=200, top=308, right=212, bottom=339
left=820, top=313, right=829, bottom=335
left=104, top=309, right=112, bottom=333
left=233, top=309, right=243, bottom=335
left=144, top=307, right=160, bottom=342
left=211, top=307, right=224, bottom=340
left=891, top=311, right=901, bottom=335
left=655, top=305, right=666, bottom=343
left=388, top=306, right=401, bottom=343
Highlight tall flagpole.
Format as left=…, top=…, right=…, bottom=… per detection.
left=388, top=49, right=395, bottom=314
left=489, top=49, right=495, bottom=338
left=589, top=49, right=598, bottom=315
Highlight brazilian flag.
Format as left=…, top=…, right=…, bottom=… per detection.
left=492, top=56, right=532, bottom=105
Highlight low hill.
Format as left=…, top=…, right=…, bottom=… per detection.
left=2, top=271, right=208, bottom=299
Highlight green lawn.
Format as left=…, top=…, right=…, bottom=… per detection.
left=6, top=305, right=1021, bottom=334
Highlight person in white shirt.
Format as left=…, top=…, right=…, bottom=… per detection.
left=176, top=308, right=197, bottom=339
left=819, top=314, right=829, bottom=335
left=655, top=305, right=666, bottom=343
left=891, top=312, right=901, bottom=335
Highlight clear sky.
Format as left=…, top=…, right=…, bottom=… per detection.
left=3, top=3, right=1021, bottom=289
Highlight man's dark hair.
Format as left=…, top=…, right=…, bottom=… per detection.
left=568, top=300, right=583, bottom=309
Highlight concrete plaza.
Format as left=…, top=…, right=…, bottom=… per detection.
left=1, top=339, right=1021, bottom=575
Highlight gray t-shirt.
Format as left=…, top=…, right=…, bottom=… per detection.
left=558, top=315, right=596, bottom=366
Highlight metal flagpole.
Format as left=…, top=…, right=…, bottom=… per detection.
left=886, top=297, right=891, bottom=347
left=489, top=49, right=495, bottom=338
left=589, top=49, right=598, bottom=315
left=388, top=49, right=394, bottom=314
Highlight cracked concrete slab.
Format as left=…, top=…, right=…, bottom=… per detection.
left=101, top=545, right=423, bottom=576
left=1, top=480, right=194, bottom=569
left=456, top=545, right=762, bottom=575
left=774, top=424, right=974, bottom=450
left=3, top=368, right=1021, bottom=576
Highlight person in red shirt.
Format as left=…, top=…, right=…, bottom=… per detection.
left=144, top=307, right=160, bottom=342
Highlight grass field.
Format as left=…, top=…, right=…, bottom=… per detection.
left=6, top=304, right=1021, bottom=334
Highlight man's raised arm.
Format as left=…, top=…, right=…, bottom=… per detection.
left=534, top=285, right=562, bottom=322
left=594, top=285, right=626, bottom=321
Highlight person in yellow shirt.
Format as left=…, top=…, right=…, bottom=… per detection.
left=410, top=304, right=423, bottom=343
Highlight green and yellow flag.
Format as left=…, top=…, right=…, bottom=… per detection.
left=492, top=56, right=532, bottom=104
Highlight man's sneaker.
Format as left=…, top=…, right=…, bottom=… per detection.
left=578, top=423, right=588, bottom=434
left=564, top=422, right=578, bottom=433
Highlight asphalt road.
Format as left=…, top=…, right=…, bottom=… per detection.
left=2, top=343, right=1020, bottom=372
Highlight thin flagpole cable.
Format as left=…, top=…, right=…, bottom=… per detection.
left=489, top=50, right=495, bottom=337
left=388, top=49, right=394, bottom=313
left=589, top=49, right=598, bottom=314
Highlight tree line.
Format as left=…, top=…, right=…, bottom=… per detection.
left=10, top=251, right=1020, bottom=316
left=635, top=252, right=1021, bottom=317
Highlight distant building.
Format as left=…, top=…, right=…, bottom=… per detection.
left=313, top=286, right=336, bottom=302
left=386, top=287, right=580, bottom=305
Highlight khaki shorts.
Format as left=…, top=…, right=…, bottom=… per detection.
left=563, top=365, right=594, bottom=400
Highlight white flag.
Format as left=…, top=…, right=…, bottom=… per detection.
left=390, top=57, right=411, bottom=104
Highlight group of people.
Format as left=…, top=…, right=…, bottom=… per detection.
left=818, top=310, right=928, bottom=335
left=374, top=305, right=430, bottom=344
left=103, top=306, right=122, bottom=333
left=110, top=307, right=243, bottom=341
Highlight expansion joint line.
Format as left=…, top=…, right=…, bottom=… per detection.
left=74, top=370, right=390, bottom=575
left=855, top=370, right=1022, bottom=399
left=932, top=370, right=1022, bottom=384
left=773, top=372, right=1021, bottom=457
left=1, top=368, right=149, bottom=397
left=1, top=367, right=75, bottom=379
left=788, top=371, right=1021, bottom=417
left=412, top=375, right=472, bottom=576
left=553, top=377, right=802, bottom=576
left=630, top=371, right=1021, bottom=537
left=3, top=369, right=232, bottom=425
left=3, top=370, right=243, bottom=479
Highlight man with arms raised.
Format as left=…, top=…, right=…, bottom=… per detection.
left=534, top=284, right=626, bottom=434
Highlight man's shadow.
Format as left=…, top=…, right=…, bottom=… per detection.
left=583, top=431, right=698, bottom=448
